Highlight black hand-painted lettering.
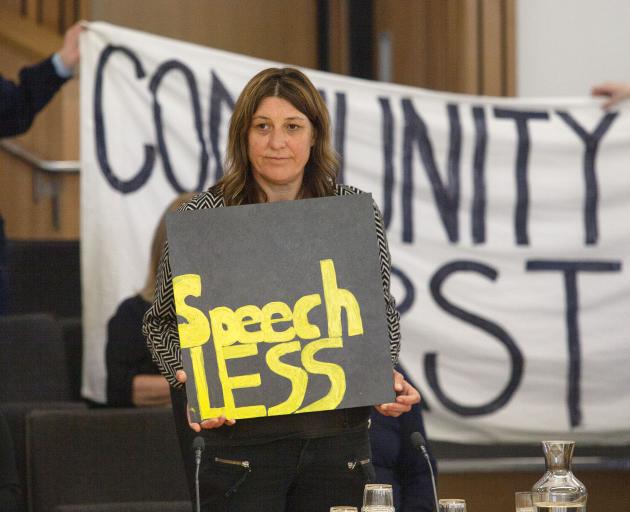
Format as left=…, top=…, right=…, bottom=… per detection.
left=494, top=108, right=549, bottom=245
left=378, top=97, right=394, bottom=229
left=391, top=265, right=415, bottom=315
left=472, top=106, right=487, bottom=244
left=402, top=100, right=462, bottom=244
left=526, top=259, right=622, bottom=427
left=555, top=111, right=618, bottom=245
left=149, top=60, right=208, bottom=193
left=209, top=71, right=235, bottom=181
left=316, top=90, right=346, bottom=183
left=334, top=92, right=347, bottom=184
left=94, top=45, right=155, bottom=193
left=426, top=260, right=523, bottom=416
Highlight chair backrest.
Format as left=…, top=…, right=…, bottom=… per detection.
left=4, top=239, right=81, bottom=317
left=0, top=215, right=6, bottom=314
left=0, top=314, right=71, bottom=402
left=57, top=317, right=83, bottom=401
left=26, top=408, right=190, bottom=512
left=53, top=501, right=192, bottom=512
left=1, top=401, right=87, bottom=512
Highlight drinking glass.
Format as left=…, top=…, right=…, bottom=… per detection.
left=438, top=498, right=467, bottom=512
left=515, top=491, right=534, bottom=512
left=330, top=508, right=358, bottom=512
left=362, top=483, right=394, bottom=511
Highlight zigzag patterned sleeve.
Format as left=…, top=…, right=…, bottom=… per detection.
left=142, top=239, right=182, bottom=388
left=372, top=200, right=401, bottom=365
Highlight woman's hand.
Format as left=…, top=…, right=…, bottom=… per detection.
left=374, top=369, right=421, bottom=417
left=176, top=370, right=236, bottom=432
left=591, top=82, right=630, bottom=110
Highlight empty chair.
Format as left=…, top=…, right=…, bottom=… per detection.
left=0, top=314, right=71, bottom=402
left=53, top=501, right=192, bottom=511
left=4, top=239, right=81, bottom=317
left=2, top=401, right=87, bottom=512
left=26, top=408, right=191, bottom=512
left=0, top=408, right=19, bottom=511
left=0, top=217, right=6, bottom=314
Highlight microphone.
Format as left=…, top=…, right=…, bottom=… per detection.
left=411, top=431, right=439, bottom=512
left=192, top=436, right=205, bottom=512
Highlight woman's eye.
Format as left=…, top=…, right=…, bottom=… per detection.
left=287, top=124, right=301, bottom=131
left=256, top=123, right=269, bottom=130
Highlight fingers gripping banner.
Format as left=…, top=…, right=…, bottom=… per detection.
left=81, top=22, right=630, bottom=443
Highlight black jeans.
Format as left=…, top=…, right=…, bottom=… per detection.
left=199, top=429, right=374, bottom=512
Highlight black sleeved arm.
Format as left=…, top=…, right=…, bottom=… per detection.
left=0, top=56, right=68, bottom=138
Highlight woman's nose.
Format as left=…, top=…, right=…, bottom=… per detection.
left=269, top=129, right=287, bottom=148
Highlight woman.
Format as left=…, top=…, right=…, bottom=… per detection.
left=143, top=67, right=419, bottom=511
left=106, top=193, right=195, bottom=407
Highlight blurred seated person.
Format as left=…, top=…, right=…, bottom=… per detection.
left=591, top=81, right=630, bottom=110
left=0, top=409, right=19, bottom=512
left=106, top=192, right=195, bottom=407
left=370, top=365, right=436, bottom=512
left=0, top=22, right=82, bottom=138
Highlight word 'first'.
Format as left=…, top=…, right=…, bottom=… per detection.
left=173, top=259, right=363, bottom=420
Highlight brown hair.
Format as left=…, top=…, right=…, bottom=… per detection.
left=140, top=192, right=197, bottom=302
left=216, top=67, right=339, bottom=205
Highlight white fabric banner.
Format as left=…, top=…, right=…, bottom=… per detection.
left=81, top=22, right=630, bottom=443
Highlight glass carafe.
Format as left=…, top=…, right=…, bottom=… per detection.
left=532, top=440, right=587, bottom=510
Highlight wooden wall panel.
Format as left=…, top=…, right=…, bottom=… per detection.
left=373, top=0, right=515, bottom=96
left=39, top=0, right=62, bottom=31
left=2, top=0, right=22, bottom=16
left=25, top=0, right=39, bottom=21
left=0, top=154, right=79, bottom=239
left=0, top=6, right=61, bottom=58
left=328, top=0, right=350, bottom=75
left=59, top=0, right=79, bottom=31
left=0, top=10, right=79, bottom=239
left=87, top=0, right=318, bottom=69
left=459, top=0, right=481, bottom=94
left=504, top=0, right=516, bottom=96
left=373, top=0, right=430, bottom=89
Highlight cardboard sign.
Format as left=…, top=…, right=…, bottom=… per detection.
left=166, top=194, right=394, bottom=422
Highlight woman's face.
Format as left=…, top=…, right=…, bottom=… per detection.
left=247, top=96, right=314, bottom=193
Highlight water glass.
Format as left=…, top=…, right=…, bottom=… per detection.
left=362, top=483, right=394, bottom=511
left=330, top=508, right=358, bottom=512
left=515, top=491, right=534, bottom=512
left=438, top=498, right=467, bottom=512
